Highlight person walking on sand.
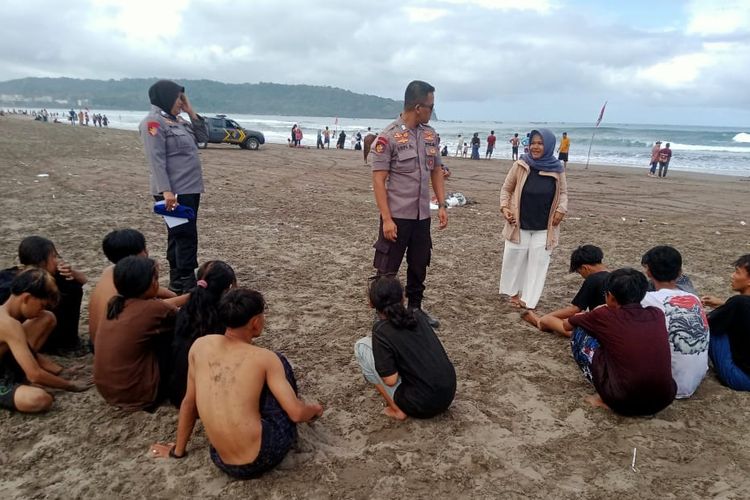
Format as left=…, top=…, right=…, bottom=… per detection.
left=648, top=140, right=662, bottom=177
left=658, top=142, right=672, bottom=178
left=139, top=80, right=209, bottom=294
left=370, top=80, right=447, bottom=328
left=323, top=126, right=331, bottom=148
left=557, top=132, right=570, bottom=168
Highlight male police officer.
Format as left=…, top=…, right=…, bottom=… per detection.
left=371, top=80, right=447, bottom=327
left=140, top=80, right=209, bottom=293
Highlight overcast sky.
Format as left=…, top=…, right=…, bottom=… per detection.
left=3, top=0, right=750, bottom=127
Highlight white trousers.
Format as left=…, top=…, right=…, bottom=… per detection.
left=499, top=229, right=551, bottom=309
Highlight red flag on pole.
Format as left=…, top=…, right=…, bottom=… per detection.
left=595, top=101, right=607, bottom=127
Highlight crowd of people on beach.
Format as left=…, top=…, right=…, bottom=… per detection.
left=2, top=78, right=749, bottom=483
left=291, top=123, right=378, bottom=153
left=1, top=108, right=110, bottom=127
left=451, top=130, right=570, bottom=166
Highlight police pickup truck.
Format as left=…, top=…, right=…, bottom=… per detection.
left=198, top=115, right=265, bottom=150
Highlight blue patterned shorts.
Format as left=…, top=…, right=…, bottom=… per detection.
left=571, top=327, right=600, bottom=384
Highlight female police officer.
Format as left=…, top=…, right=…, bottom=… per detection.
left=140, top=80, right=209, bottom=294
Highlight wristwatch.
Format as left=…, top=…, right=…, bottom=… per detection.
left=438, top=201, right=448, bottom=209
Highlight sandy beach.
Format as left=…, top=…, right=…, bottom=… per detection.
left=1, top=116, right=750, bottom=499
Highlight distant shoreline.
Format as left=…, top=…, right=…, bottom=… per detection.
left=4, top=111, right=749, bottom=179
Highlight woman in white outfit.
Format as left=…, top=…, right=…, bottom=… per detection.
left=499, top=128, right=568, bottom=309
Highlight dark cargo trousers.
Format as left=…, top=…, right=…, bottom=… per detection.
left=154, top=193, right=200, bottom=293
left=373, top=217, right=431, bottom=309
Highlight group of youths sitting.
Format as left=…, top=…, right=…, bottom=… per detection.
left=0, top=230, right=456, bottom=478
left=521, top=244, right=750, bottom=414
left=1, top=231, right=749, bottom=478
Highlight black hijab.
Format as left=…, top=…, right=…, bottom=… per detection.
left=148, top=80, right=184, bottom=116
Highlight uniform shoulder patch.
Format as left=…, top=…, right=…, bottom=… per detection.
left=147, top=121, right=160, bottom=137
left=374, top=136, right=388, bottom=154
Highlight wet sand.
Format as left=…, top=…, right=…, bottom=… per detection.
left=1, top=116, right=750, bottom=499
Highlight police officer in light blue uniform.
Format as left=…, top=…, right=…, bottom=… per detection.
left=139, top=80, right=209, bottom=293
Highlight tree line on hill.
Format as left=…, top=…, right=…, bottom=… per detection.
left=0, top=77, right=403, bottom=119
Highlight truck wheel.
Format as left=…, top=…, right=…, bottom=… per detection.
left=197, top=142, right=208, bottom=149
left=243, top=137, right=260, bottom=150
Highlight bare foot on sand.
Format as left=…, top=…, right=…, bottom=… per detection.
left=584, top=394, right=610, bottom=411
left=520, top=310, right=541, bottom=329
left=383, top=406, right=407, bottom=421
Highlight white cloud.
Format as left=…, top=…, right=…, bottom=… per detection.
left=1, top=0, right=749, bottom=124
left=686, top=0, right=750, bottom=35
left=403, top=7, right=449, bottom=23
left=435, top=0, right=554, bottom=13
left=89, top=0, right=190, bottom=40
left=636, top=52, right=714, bottom=88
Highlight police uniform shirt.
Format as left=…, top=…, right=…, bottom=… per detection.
left=139, top=105, right=208, bottom=195
left=370, top=116, right=442, bottom=220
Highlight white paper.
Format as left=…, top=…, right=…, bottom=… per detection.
left=163, top=215, right=189, bottom=228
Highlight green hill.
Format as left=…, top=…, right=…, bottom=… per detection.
left=0, top=77, right=403, bottom=118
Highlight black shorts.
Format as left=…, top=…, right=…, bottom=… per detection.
left=0, top=357, right=25, bottom=411
left=512, top=146, right=518, bottom=153
left=558, top=152, right=569, bottom=161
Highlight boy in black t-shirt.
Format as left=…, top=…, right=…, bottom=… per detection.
left=701, top=254, right=750, bottom=391
left=354, top=277, right=456, bottom=420
left=0, top=237, right=88, bottom=356
left=522, top=245, right=609, bottom=337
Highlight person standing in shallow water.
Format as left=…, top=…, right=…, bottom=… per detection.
left=370, top=80, right=447, bottom=328
left=471, top=133, right=480, bottom=160
left=139, top=80, right=209, bottom=294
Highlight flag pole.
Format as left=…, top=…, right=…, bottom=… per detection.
left=584, top=129, right=596, bottom=170
left=585, top=100, right=607, bottom=170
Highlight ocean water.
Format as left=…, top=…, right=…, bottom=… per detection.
left=40, top=108, right=750, bottom=176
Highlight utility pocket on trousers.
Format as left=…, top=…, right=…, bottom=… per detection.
left=373, top=238, right=392, bottom=271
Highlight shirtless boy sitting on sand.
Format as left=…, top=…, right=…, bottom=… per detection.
left=88, top=229, right=182, bottom=345
left=0, top=269, right=92, bottom=413
left=150, top=288, right=323, bottom=479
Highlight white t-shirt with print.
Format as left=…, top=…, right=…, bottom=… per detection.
left=642, top=288, right=710, bottom=398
